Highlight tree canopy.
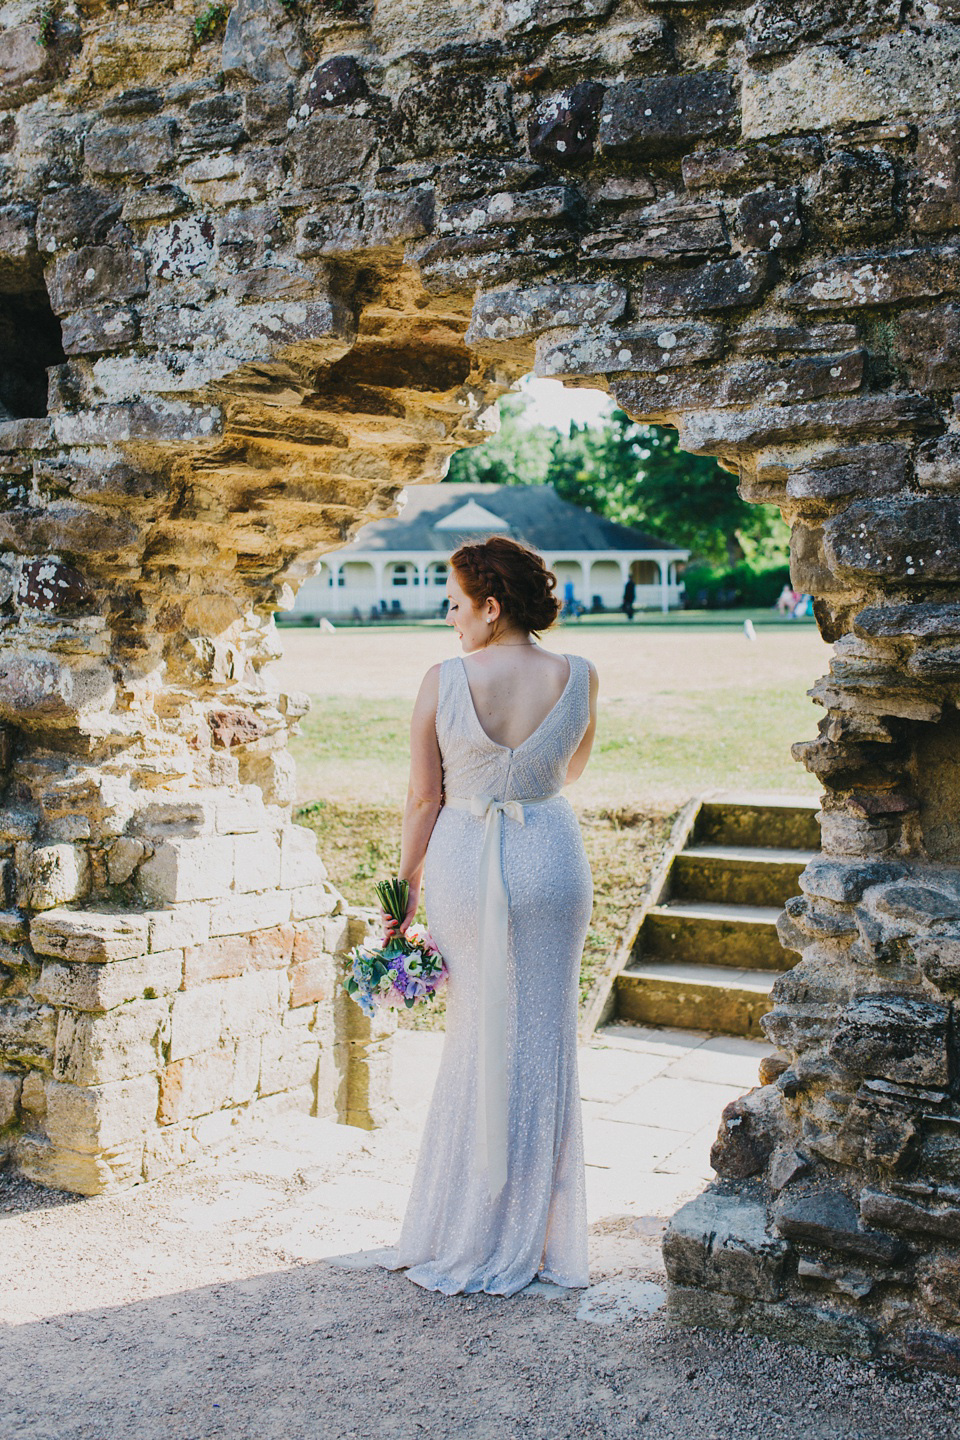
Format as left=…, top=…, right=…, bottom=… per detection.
left=446, top=392, right=789, bottom=566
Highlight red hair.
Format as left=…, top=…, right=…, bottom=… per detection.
left=450, top=536, right=560, bottom=634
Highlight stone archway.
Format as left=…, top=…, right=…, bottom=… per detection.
left=2, top=0, right=960, bottom=1371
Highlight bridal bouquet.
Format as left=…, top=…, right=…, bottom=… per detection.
left=344, top=878, right=448, bottom=1017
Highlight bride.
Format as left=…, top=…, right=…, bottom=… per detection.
left=384, top=535, right=599, bottom=1296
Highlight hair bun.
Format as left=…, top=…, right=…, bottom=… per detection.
left=449, top=535, right=560, bottom=634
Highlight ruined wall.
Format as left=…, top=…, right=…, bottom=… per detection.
left=2, top=0, right=960, bottom=1369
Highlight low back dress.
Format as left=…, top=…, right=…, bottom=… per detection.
left=387, top=651, right=593, bottom=1296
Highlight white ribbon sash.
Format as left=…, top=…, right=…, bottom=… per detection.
left=444, top=791, right=558, bottom=1200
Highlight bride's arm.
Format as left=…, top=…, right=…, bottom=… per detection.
left=564, top=661, right=599, bottom=785
left=396, top=663, right=443, bottom=931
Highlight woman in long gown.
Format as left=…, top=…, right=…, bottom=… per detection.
left=385, top=536, right=599, bottom=1296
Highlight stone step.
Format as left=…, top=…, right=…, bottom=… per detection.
left=670, top=846, right=815, bottom=908
left=615, top=961, right=776, bottom=1040
left=696, top=794, right=821, bottom=851
left=640, top=901, right=796, bottom=972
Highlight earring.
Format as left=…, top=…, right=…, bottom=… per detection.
left=486, top=617, right=493, bottom=624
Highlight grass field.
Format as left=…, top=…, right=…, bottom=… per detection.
left=282, top=616, right=829, bottom=1018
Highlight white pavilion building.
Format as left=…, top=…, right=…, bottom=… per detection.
left=291, top=483, right=689, bottom=620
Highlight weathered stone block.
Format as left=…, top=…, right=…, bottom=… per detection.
left=14, top=1133, right=144, bottom=1196
left=17, top=558, right=96, bottom=614
left=581, top=200, right=728, bottom=262
left=810, top=150, right=898, bottom=242
left=46, top=246, right=148, bottom=315
left=169, top=986, right=221, bottom=1063
left=159, top=1046, right=235, bottom=1123
left=774, top=1189, right=906, bottom=1264
left=60, top=305, right=140, bottom=357
left=279, top=826, right=325, bottom=889
left=598, top=74, right=737, bottom=157
left=303, top=56, right=366, bottom=112
left=528, top=84, right=605, bottom=166
left=44, top=1074, right=158, bottom=1152
left=741, top=1299, right=877, bottom=1360
left=220, top=971, right=283, bottom=1041
left=0, top=25, right=57, bottom=110
left=710, top=1086, right=781, bottom=1180
left=637, top=255, right=774, bottom=315
left=290, top=114, right=377, bottom=190
left=894, top=306, right=960, bottom=391
left=785, top=444, right=908, bottom=507
left=0, top=1070, right=21, bottom=1127
left=138, top=835, right=235, bottom=905
left=291, top=884, right=339, bottom=923
left=221, top=0, right=304, bottom=84
left=259, top=1027, right=319, bottom=1096
left=823, top=497, right=960, bottom=584
left=183, top=923, right=294, bottom=986
left=663, top=1189, right=789, bottom=1302
left=208, top=888, right=292, bottom=938
left=861, top=1186, right=960, bottom=1242
left=391, top=76, right=515, bottom=161
left=916, top=435, right=960, bottom=492
left=54, top=1000, right=169, bottom=1085
left=438, top=186, right=577, bottom=236
left=289, top=953, right=333, bottom=1008
left=233, top=831, right=281, bottom=893
left=466, top=281, right=627, bottom=346
left=787, top=248, right=960, bottom=312
left=28, top=844, right=90, bottom=911
left=539, top=322, right=722, bottom=379
left=736, top=186, right=803, bottom=251
left=828, top=994, right=951, bottom=1087
left=912, top=114, right=960, bottom=234
left=615, top=351, right=863, bottom=418
left=36, top=948, right=182, bottom=1012
left=84, top=121, right=177, bottom=178
left=31, top=908, right=149, bottom=963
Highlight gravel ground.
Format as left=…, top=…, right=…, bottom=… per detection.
left=3, top=1030, right=960, bottom=1440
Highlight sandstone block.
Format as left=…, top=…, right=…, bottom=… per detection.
left=733, top=322, right=858, bottom=357
left=106, top=837, right=147, bottom=886
left=682, top=137, right=821, bottom=191
left=676, top=395, right=935, bottom=460
left=54, top=1000, right=169, bottom=1085
left=438, top=186, right=576, bottom=236
left=183, top=923, right=294, bottom=986
left=219, top=971, right=283, bottom=1041
left=0, top=202, right=39, bottom=288
left=391, top=76, right=515, bottom=161
left=46, top=246, right=148, bottom=315
left=290, top=953, right=334, bottom=1008
left=259, top=1027, right=319, bottom=1097
left=208, top=889, right=292, bottom=937
left=36, top=185, right=121, bottom=250
left=539, top=322, right=722, bottom=382
left=44, top=1074, right=159, bottom=1152
left=290, top=884, right=339, bottom=922
left=53, top=401, right=223, bottom=447
left=291, top=114, right=377, bottom=190
left=810, top=150, right=898, bottom=243
left=598, top=74, right=737, bottom=157
left=829, top=994, right=951, bottom=1087
left=221, top=0, right=304, bottom=83
left=466, top=281, right=627, bottom=346
left=84, top=120, right=177, bottom=177
left=148, top=904, right=210, bottom=952
left=36, top=948, right=182, bottom=1012
left=14, top=1133, right=144, bottom=1196
left=637, top=254, right=774, bottom=315
left=138, top=835, right=235, bottom=905
left=169, top=986, right=222, bottom=1062
left=233, top=831, right=281, bottom=893
left=279, top=826, right=326, bottom=889
left=159, top=1046, right=234, bottom=1123
left=20, top=1071, right=47, bottom=1123
left=0, top=1071, right=21, bottom=1127
left=528, top=83, right=605, bottom=166
left=614, top=351, right=863, bottom=419
left=0, top=652, right=114, bottom=725
left=29, top=844, right=91, bottom=910
left=894, top=306, right=960, bottom=391
left=786, top=444, right=908, bottom=508
left=663, top=1189, right=788, bottom=1303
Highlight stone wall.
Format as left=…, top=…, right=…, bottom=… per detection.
left=1, top=0, right=960, bottom=1369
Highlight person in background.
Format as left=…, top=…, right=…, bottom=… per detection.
left=621, top=575, right=636, bottom=622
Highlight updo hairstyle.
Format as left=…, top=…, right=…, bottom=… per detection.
left=449, top=535, right=560, bottom=635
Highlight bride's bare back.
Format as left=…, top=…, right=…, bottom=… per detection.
left=460, top=647, right=572, bottom=751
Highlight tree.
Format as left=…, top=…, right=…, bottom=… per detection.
left=446, top=392, right=788, bottom=566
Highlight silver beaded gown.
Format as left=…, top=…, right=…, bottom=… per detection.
left=388, top=652, right=593, bottom=1296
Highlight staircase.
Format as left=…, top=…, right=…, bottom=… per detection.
left=606, top=796, right=819, bottom=1040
